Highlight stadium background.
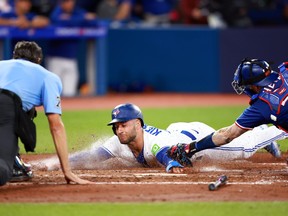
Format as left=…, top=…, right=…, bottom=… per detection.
left=1, top=26, right=287, bottom=95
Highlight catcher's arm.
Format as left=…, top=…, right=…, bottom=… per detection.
left=155, top=146, right=184, bottom=173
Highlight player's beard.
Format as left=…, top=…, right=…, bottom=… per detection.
left=119, top=134, right=136, bottom=144
left=117, top=127, right=137, bottom=144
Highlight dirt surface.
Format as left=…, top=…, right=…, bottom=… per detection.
left=1, top=93, right=288, bottom=203
left=1, top=153, right=288, bottom=203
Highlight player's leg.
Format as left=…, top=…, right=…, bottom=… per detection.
left=167, top=122, right=215, bottom=142
left=62, top=58, right=79, bottom=97
left=46, top=57, right=66, bottom=95
left=35, top=148, right=92, bottom=171
left=192, top=125, right=287, bottom=161
left=254, top=125, right=281, bottom=158
left=46, top=56, right=63, bottom=78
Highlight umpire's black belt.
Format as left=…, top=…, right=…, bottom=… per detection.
left=0, top=88, right=20, bottom=101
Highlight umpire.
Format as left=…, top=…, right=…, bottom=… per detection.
left=0, top=41, right=93, bottom=186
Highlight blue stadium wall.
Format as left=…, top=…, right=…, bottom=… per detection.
left=1, top=26, right=286, bottom=94
left=106, top=27, right=287, bottom=93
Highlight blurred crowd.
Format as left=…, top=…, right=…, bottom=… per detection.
left=0, top=0, right=287, bottom=97
left=0, top=0, right=287, bottom=29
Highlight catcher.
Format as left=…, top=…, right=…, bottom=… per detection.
left=168, top=59, right=288, bottom=166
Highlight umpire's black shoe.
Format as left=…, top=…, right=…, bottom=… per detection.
left=10, top=154, right=33, bottom=182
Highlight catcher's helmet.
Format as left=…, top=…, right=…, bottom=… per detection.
left=107, top=103, right=144, bottom=126
left=231, top=58, right=279, bottom=95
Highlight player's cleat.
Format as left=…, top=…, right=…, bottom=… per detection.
left=10, top=154, right=34, bottom=182
left=264, top=141, right=281, bottom=158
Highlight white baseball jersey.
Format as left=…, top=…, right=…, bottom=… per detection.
left=101, top=122, right=215, bottom=168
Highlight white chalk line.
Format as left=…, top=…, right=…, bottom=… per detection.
left=73, top=173, right=188, bottom=178
left=9, top=180, right=288, bottom=186
left=200, top=167, right=244, bottom=172
left=38, top=173, right=188, bottom=179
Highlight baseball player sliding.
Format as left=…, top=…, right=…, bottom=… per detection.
left=45, top=103, right=285, bottom=173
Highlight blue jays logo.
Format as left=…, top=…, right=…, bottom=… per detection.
left=112, top=108, right=120, bottom=118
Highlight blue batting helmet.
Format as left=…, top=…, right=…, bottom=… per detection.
left=107, top=103, right=144, bottom=126
left=232, top=58, right=279, bottom=94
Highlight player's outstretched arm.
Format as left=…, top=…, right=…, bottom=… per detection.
left=67, top=146, right=114, bottom=170
left=155, top=147, right=184, bottom=173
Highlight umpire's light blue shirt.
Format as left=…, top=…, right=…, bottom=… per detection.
left=0, top=59, right=62, bottom=114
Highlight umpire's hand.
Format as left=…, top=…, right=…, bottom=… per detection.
left=64, top=171, right=96, bottom=184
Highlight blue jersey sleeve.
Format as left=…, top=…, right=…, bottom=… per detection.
left=236, top=99, right=272, bottom=129
left=155, top=146, right=183, bottom=172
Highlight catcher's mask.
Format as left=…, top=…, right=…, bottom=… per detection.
left=107, top=103, right=144, bottom=135
left=231, top=58, right=279, bottom=95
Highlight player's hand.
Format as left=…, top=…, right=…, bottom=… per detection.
left=64, top=172, right=96, bottom=184
left=170, top=166, right=184, bottom=174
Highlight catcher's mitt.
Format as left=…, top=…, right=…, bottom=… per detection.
left=167, top=143, right=196, bottom=167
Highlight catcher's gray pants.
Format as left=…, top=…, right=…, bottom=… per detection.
left=0, top=93, right=19, bottom=186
